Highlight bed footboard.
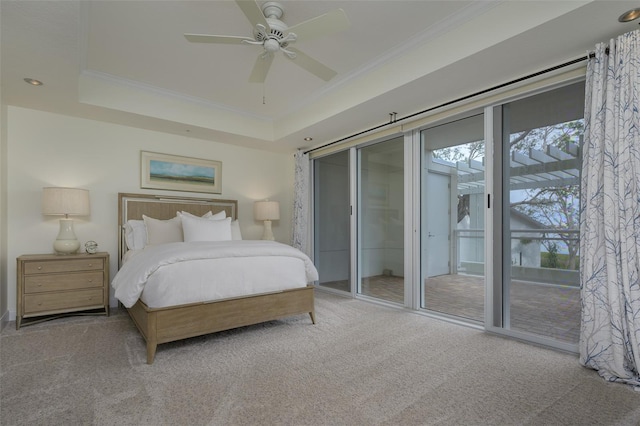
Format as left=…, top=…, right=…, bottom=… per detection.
left=126, top=285, right=315, bottom=364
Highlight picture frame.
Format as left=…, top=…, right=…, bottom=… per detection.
left=140, top=151, right=222, bottom=194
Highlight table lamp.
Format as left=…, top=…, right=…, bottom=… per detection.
left=254, top=200, right=280, bottom=241
left=42, top=187, right=90, bottom=254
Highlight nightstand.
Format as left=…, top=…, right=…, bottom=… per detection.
left=16, top=252, right=110, bottom=329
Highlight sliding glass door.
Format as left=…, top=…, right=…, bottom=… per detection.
left=421, top=114, right=485, bottom=322
left=358, top=137, right=404, bottom=304
left=499, top=82, right=584, bottom=344
left=314, top=150, right=351, bottom=293
left=310, top=80, right=585, bottom=351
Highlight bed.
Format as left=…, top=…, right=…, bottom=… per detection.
left=113, top=193, right=317, bottom=364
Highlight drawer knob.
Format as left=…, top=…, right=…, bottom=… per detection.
left=88, top=263, right=93, bottom=267
left=88, top=279, right=93, bottom=283
left=37, top=266, right=42, bottom=270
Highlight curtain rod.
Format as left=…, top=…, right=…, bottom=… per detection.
left=588, top=47, right=609, bottom=58
left=304, top=55, right=590, bottom=155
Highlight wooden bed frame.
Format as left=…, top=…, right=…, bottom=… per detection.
left=118, top=193, right=315, bottom=364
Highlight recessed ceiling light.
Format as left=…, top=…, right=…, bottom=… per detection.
left=618, top=8, right=640, bottom=22
left=304, top=137, right=313, bottom=141
left=23, top=78, right=43, bottom=86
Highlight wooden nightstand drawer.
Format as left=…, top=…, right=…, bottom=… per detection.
left=24, top=271, right=104, bottom=293
left=24, top=258, right=104, bottom=275
left=17, top=252, right=110, bottom=329
left=24, top=288, right=104, bottom=315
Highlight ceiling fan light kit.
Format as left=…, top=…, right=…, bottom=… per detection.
left=184, top=0, right=350, bottom=83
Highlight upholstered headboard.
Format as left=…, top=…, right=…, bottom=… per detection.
left=118, top=193, right=238, bottom=268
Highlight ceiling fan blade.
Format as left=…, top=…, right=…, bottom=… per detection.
left=286, top=9, right=350, bottom=43
left=287, top=47, right=337, bottom=81
left=235, top=0, right=269, bottom=30
left=249, top=54, right=274, bottom=83
left=184, top=34, right=253, bottom=45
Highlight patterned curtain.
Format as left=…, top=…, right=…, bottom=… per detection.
left=292, top=150, right=310, bottom=254
left=580, top=29, right=640, bottom=387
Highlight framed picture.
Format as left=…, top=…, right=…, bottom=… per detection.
left=140, top=151, right=222, bottom=194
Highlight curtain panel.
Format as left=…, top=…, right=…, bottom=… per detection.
left=292, top=150, right=310, bottom=255
left=580, top=30, right=640, bottom=387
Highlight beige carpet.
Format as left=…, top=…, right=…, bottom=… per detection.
left=322, top=274, right=581, bottom=344
left=1, top=291, right=639, bottom=426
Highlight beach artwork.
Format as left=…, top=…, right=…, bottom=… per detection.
left=141, top=151, right=222, bottom=194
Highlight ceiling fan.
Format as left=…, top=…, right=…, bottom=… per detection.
left=184, top=1, right=350, bottom=83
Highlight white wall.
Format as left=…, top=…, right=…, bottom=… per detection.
left=360, top=141, right=405, bottom=278
left=1, top=104, right=7, bottom=328
left=5, top=106, right=294, bottom=319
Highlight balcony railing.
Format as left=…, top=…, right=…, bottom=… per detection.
left=453, top=228, right=580, bottom=286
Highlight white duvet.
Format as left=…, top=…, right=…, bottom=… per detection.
left=112, top=240, right=319, bottom=308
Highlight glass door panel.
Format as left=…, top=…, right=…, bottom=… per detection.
left=358, top=137, right=404, bottom=303
left=502, top=82, right=584, bottom=344
left=421, top=114, right=485, bottom=322
left=314, top=151, right=350, bottom=293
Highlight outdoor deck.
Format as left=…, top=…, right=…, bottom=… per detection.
left=321, top=274, right=580, bottom=344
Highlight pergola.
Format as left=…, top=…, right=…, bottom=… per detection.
left=454, top=142, right=581, bottom=195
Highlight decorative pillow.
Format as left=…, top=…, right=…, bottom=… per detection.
left=143, top=215, right=183, bottom=245
left=230, top=220, right=242, bottom=240
left=124, top=219, right=147, bottom=250
left=178, top=210, right=226, bottom=220
left=182, top=215, right=232, bottom=242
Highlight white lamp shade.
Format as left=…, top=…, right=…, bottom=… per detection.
left=42, top=187, right=90, bottom=216
left=254, top=201, right=280, bottom=221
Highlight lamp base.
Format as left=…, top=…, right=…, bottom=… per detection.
left=54, top=239, right=81, bottom=255
left=261, top=220, right=275, bottom=241
left=53, top=218, right=80, bottom=255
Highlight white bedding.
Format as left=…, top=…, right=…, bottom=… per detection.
left=112, top=240, right=319, bottom=308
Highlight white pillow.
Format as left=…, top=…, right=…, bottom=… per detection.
left=178, top=210, right=226, bottom=220
left=182, top=215, right=232, bottom=242
left=211, top=210, right=226, bottom=220
left=231, top=220, right=242, bottom=240
left=143, top=215, right=183, bottom=245
left=124, top=211, right=228, bottom=249
left=124, top=219, right=147, bottom=250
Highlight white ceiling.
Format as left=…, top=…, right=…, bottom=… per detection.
left=2, top=1, right=639, bottom=153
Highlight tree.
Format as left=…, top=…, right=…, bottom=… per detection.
left=545, top=242, right=559, bottom=268
left=509, top=119, right=583, bottom=270
left=433, top=119, right=584, bottom=270
left=513, top=184, right=580, bottom=270
left=432, top=140, right=484, bottom=163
